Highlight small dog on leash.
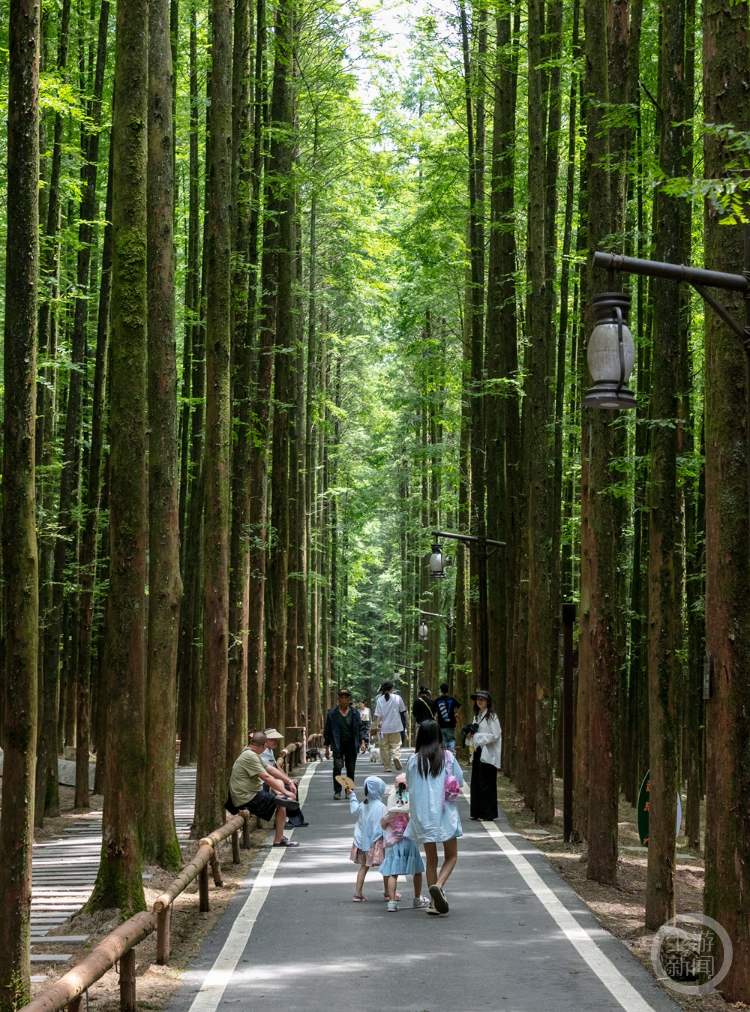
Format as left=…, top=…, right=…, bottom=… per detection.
left=369, top=743, right=381, bottom=763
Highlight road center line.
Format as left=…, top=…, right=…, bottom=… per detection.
left=461, top=783, right=656, bottom=1012
left=188, top=762, right=318, bottom=1012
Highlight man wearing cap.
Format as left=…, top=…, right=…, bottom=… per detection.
left=324, top=688, right=367, bottom=800
left=226, top=731, right=301, bottom=847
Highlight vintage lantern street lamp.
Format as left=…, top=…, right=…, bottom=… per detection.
left=583, top=291, right=636, bottom=410
left=429, top=543, right=445, bottom=578
left=418, top=620, right=429, bottom=642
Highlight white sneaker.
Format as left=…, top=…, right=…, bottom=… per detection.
left=387, top=900, right=399, bottom=912
left=412, top=896, right=430, bottom=908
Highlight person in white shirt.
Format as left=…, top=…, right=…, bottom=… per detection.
left=260, top=727, right=284, bottom=766
left=465, top=689, right=502, bottom=821
left=374, top=680, right=407, bottom=773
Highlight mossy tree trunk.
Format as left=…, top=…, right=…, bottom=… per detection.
left=74, top=0, right=110, bottom=813
left=703, top=0, right=750, bottom=998
left=176, top=1, right=203, bottom=765
left=246, top=0, right=271, bottom=733
left=581, top=0, right=619, bottom=885
left=645, top=0, right=684, bottom=929
left=525, top=0, right=554, bottom=823
left=87, top=0, right=149, bottom=918
left=262, top=0, right=295, bottom=733
left=0, top=0, right=39, bottom=997
left=195, top=0, right=233, bottom=836
left=226, top=0, right=253, bottom=769
left=144, top=0, right=183, bottom=871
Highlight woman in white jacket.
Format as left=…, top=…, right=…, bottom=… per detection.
left=466, top=689, right=502, bottom=821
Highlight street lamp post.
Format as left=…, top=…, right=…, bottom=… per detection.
left=589, top=242, right=750, bottom=514
left=430, top=530, right=505, bottom=690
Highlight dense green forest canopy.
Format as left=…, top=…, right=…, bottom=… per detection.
left=4, top=0, right=750, bottom=1003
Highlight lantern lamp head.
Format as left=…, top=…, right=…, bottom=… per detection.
left=429, top=543, right=445, bottom=578
left=583, top=292, right=637, bottom=410
left=418, top=621, right=428, bottom=642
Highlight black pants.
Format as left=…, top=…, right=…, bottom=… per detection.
left=333, top=743, right=357, bottom=792
left=470, top=747, right=499, bottom=820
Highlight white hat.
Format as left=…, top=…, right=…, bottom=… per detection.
left=264, top=728, right=283, bottom=740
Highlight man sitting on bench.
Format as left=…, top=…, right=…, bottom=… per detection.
left=226, top=731, right=301, bottom=848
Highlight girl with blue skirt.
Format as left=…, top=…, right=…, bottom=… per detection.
left=379, top=773, right=429, bottom=912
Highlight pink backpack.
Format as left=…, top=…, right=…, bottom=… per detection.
left=443, top=752, right=461, bottom=807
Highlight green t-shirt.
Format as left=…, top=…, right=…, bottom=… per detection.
left=337, top=707, right=354, bottom=746
left=229, top=747, right=269, bottom=805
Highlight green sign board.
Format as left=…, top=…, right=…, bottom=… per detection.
left=637, top=770, right=682, bottom=846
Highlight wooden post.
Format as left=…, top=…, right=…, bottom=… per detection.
left=562, top=602, right=576, bottom=843
left=156, top=904, right=171, bottom=965
left=285, top=727, right=305, bottom=774
left=242, top=812, right=251, bottom=849
left=209, top=843, right=224, bottom=886
left=199, top=861, right=210, bottom=912
left=120, top=948, right=137, bottom=1012
left=68, top=997, right=82, bottom=1012
left=232, top=829, right=240, bottom=863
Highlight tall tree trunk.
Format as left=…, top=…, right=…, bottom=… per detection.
left=195, top=0, right=233, bottom=836
left=581, top=0, right=618, bottom=884
left=226, top=0, right=254, bottom=772
left=305, top=141, right=320, bottom=731
left=0, top=0, right=39, bottom=994
left=74, top=0, right=110, bottom=813
left=87, top=0, right=148, bottom=916
left=645, top=0, right=684, bottom=929
left=545, top=0, right=565, bottom=780
left=35, top=0, right=71, bottom=827
left=455, top=254, right=472, bottom=714
left=144, top=0, right=183, bottom=870
left=264, top=0, right=294, bottom=732
left=246, top=0, right=271, bottom=733
left=526, top=0, right=553, bottom=822
left=86, top=132, right=114, bottom=802
left=176, top=0, right=202, bottom=764
left=703, top=0, right=750, bottom=997
left=461, top=7, right=487, bottom=695
left=294, top=311, right=309, bottom=728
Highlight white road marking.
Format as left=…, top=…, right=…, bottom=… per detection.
left=460, top=783, right=657, bottom=1012
left=187, top=762, right=318, bottom=1012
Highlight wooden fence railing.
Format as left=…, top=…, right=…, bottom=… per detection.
left=19, top=738, right=309, bottom=1012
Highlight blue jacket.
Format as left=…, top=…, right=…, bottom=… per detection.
left=349, top=777, right=387, bottom=851
left=324, top=704, right=365, bottom=751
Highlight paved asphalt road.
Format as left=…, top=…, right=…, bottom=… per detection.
left=167, top=757, right=681, bottom=1012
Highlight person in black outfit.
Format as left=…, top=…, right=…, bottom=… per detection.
left=432, top=682, right=462, bottom=752
left=324, top=688, right=367, bottom=799
left=413, top=686, right=435, bottom=725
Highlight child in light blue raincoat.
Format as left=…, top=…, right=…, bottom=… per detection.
left=347, top=776, right=386, bottom=902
